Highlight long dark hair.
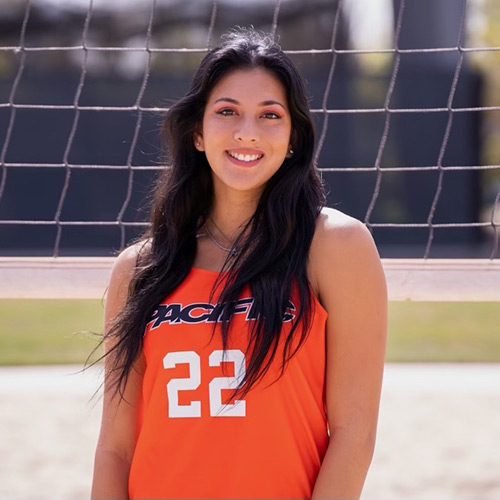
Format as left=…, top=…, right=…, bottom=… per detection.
left=104, top=28, right=325, bottom=400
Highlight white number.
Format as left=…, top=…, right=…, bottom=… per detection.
left=163, top=351, right=201, bottom=418
left=209, top=349, right=246, bottom=417
left=163, top=349, right=246, bottom=418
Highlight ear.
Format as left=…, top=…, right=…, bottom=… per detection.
left=194, top=131, right=205, bottom=151
left=286, top=130, right=297, bottom=158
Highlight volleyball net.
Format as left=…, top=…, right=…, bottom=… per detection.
left=0, top=0, right=499, bottom=300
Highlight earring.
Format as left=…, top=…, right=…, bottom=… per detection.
left=289, top=148, right=294, bottom=155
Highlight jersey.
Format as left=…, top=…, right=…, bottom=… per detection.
left=128, top=266, right=329, bottom=499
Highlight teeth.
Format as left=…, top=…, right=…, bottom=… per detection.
left=228, top=151, right=263, bottom=162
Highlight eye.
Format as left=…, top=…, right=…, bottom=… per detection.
left=262, top=111, right=281, bottom=119
left=216, top=108, right=236, bottom=116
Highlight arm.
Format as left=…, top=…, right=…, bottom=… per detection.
left=91, top=245, right=145, bottom=500
left=310, top=210, right=387, bottom=499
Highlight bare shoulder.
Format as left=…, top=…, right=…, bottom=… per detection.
left=310, top=207, right=377, bottom=268
left=109, top=243, right=140, bottom=292
left=106, top=240, right=150, bottom=323
left=309, top=207, right=385, bottom=299
left=320, top=205, right=376, bottom=241
left=110, top=240, right=150, bottom=284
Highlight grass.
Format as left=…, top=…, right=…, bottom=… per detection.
left=385, top=301, right=500, bottom=362
left=0, top=300, right=105, bottom=365
left=0, top=300, right=499, bottom=365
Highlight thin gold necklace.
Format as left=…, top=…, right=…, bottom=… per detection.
left=204, top=225, right=239, bottom=258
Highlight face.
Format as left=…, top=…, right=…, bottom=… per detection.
left=195, top=67, right=292, bottom=198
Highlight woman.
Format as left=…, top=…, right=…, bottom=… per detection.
left=91, top=28, right=387, bottom=500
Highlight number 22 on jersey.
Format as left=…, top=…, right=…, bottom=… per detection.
left=163, top=349, right=246, bottom=418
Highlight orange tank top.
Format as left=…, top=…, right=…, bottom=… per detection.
left=128, top=267, right=328, bottom=499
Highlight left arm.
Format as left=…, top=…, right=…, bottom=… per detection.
left=310, top=212, right=387, bottom=499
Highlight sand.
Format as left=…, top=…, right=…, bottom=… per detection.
left=1, top=363, right=499, bottom=500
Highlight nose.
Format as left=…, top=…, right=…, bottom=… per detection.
left=234, top=117, right=259, bottom=143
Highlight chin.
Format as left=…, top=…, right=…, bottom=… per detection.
left=212, top=171, right=269, bottom=195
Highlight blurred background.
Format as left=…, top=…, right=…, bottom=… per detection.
left=0, top=0, right=499, bottom=366
left=1, top=3, right=500, bottom=500
left=0, top=0, right=499, bottom=258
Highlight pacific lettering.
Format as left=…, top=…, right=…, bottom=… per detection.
left=148, top=297, right=296, bottom=330
left=179, top=303, right=215, bottom=323
left=149, top=304, right=182, bottom=329
left=283, top=300, right=295, bottom=322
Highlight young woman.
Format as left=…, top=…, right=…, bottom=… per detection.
left=91, top=28, right=387, bottom=500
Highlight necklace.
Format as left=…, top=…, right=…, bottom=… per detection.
left=204, top=225, right=239, bottom=258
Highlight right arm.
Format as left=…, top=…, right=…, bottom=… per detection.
left=91, top=245, right=145, bottom=500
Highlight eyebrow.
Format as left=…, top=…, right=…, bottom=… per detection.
left=213, top=97, right=286, bottom=109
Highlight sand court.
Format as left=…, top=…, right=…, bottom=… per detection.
left=0, top=363, right=499, bottom=500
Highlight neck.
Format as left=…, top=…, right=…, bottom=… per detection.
left=209, top=188, right=260, bottom=236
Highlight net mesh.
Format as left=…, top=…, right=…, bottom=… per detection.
left=0, top=0, right=499, bottom=262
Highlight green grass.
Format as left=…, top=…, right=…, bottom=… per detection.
left=386, top=301, right=500, bottom=362
left=0, top=300, right=499, bottom=365
left=0, top=300, right=104, bottom=365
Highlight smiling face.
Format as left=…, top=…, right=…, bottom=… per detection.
left=195, top=67, right=292, bottom=199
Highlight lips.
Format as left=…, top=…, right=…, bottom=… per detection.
left=227, top=150, right=264, bottom=163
